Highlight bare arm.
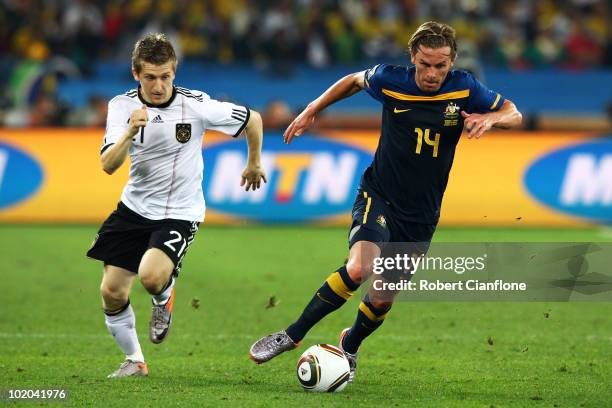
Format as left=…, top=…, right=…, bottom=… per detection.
left=461, top=99, right=523, bottom=139
left=101, top=105, right=148, bottom=174
left=489, top=99, right=522, bottom=129
left=240, top=110, right=267, bottom=191
left=284, top=71, right=366, bottom=144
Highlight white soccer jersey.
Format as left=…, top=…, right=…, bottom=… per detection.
left=102, top=86, right=249, bottom=222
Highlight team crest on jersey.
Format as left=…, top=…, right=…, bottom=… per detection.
left=443, top=102, right=460, bottom=126
left=176, top=123, right=192, bottom=143
left=376, top=215, right=387, bottom=228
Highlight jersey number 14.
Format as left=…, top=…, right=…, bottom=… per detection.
left=414, top=127, right=440, bottom=158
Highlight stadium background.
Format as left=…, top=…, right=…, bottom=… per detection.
left=1, top=1, right=611, bottom=406
left=1, top=0, right=610, bottom=226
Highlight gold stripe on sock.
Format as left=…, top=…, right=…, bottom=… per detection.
left=359, top=301, right=388, bottom=322
left=326, top=272, right=355, bottom=300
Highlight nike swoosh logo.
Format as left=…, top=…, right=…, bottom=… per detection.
left=394, top=108, right=411, bottom=113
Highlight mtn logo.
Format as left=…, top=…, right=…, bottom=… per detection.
left=0, top=143, right=44, bottom=209
left=202, top=133, right=372, bottom=222
left=524, top=138, right=612, bottom=222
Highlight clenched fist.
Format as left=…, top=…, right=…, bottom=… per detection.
left=128, top=105, right=148, bottom=137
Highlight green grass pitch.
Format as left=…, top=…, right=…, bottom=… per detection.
left=1, top=225, right=611, bottom=407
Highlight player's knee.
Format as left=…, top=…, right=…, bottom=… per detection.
left=139, top=267, right=168, bottom=294
left=139, top=248, right=174, bottom=294
left=100, top=282, right=129, bottom=310
left=346, top=259, right=373, bottom=285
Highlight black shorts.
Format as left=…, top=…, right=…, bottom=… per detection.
left=86, top=202, right=199, bottom=276
left=348, top=186, right=436, bottom=250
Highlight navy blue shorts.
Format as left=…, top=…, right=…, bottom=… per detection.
left=348, top=186, right=436, bottom=249
left=348, top=187, right=435, bottom=289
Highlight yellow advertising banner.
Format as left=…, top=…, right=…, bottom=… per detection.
left=0, top=129, right=609, bottom=226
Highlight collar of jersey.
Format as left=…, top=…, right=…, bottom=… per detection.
left=138, top=86, right=177, bottom=108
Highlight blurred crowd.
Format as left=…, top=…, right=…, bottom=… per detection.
left=0, top=0, right=610, bottom=127
left=4, top=0, right=610, bottom=68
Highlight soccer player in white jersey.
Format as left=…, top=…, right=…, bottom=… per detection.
left=87, top=33, right=266, bottom=378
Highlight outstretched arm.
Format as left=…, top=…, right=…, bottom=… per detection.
left=284, top=71, right=366, bottom=144
left=461, top=99, right=523, bottom=139
left=240, top=110, right=267, bottom=191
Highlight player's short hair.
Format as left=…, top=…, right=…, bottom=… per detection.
left=408, top=21, right=457, bottom=60
left=132, top=33, right=177, bottom=73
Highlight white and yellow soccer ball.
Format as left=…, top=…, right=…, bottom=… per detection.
left=296, top=344, right=350, bottom=392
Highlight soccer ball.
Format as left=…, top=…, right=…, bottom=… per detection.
left=296, top=344, right=351, bottom=392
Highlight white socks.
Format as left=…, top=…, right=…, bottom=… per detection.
left=152, top=276, right=175, bottom=305
left=104, top=275, right=175, bottom=363
left=104, top=303, right=145, bottom=363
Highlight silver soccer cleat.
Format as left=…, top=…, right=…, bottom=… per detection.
left=107, top=360, right=149, bottom=378
left=249, top=330, right=298, bottom=364
left=149, top=288, right=174, bottom=344
left=339, top=328, right=358, bottom=383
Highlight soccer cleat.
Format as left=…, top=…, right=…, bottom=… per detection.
left=107, top=360, right=148, bottom=378
left=149, top=288, right=174, bottom=344
left=339, top=328, right=358, bottom=383
left=248, top=330, right=298, bottom=364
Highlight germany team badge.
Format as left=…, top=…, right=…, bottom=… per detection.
left=176, top=123, right=192, bottom=143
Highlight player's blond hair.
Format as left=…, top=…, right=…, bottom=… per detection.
left=408, top=21, right=457, bottom=60
left=131, top=33, right=177, bottom=73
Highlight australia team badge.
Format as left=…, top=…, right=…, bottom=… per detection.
left=443, top=102, right=460, bottom=127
